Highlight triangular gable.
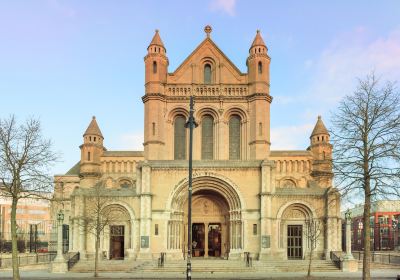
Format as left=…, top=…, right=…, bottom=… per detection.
left=169, top=38, right=245, bottom=82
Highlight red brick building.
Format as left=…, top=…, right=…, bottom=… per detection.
left=342, top=201, right=400, bottom=251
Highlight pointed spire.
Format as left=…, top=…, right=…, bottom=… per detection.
left=84, top=116, right=103, bottom=138
left=148, top=29, right=164, bottom=48
left=251, top=30, right=266, bottom=48
left=311, top=115, right=329, bottom=137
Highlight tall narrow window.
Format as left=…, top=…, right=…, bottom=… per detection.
left=204, top=64, right=211, bottom=84
left=152, top=122, right=156, bottom=136
left=174, top=115, right=186, bottom=159
left=87, top=152, right=91, bottom=161
left=201, top=115, right=214, bottom=160
left=259, top=122, right=263, bottom=136
left=258, top=61, right=263, bottom=74
left=153, top=61, right=157, bottom=74
left=229, top=115, right=241, bottom=160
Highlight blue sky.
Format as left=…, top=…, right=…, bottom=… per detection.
left=1, top=0, right=399, bottom=175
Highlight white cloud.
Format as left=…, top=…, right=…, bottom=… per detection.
left=117, top=132, right=144, bottom=150
left=270, top=123, right=314, bottom=150
left=307, top=27, right=400, bottom=105
left=209, top=0, right=236, bottom=16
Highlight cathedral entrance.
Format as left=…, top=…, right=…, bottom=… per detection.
left=287, top=225, right=302, bottom=259
left=192, top=223, right=222, bottom=257
left=189, top=191, right=228, bottom=258
left=109, top=225, right=124, bottom=260
left=168, top=175, right=243, bottom=259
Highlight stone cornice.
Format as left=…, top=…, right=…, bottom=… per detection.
left=146, top=160, right=263, bottom=169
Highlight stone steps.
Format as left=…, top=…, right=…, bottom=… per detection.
left=254, top=260, right=339, bottom=272
left=70, top=259, right=340, bottom=273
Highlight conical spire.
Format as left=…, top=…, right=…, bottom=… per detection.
left=148, top=29, right=164, bottom=48
left=84, top=116, right=103, bottom=138
left=251, top=30, right=266, bottom=48
left=311, top=116, right=329, bottom=137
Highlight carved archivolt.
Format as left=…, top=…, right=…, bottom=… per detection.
left=280, top=178, right=296, bottom=188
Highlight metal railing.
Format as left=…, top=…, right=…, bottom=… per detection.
left=158, top=252, right=166, bottom=268
left=353, top=251, right=400, bottom=265
left=67, top=252, right=80, bottom=270
left=0, top=252, right=57, bottom=268
left=330, top=251, right=342, bottom=268
left=244, top=252, right=252, bottom=267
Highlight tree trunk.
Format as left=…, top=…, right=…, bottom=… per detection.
left=11, top=198, right=20, bottom=280
left=307, top=246, right=313, bottom=278
left=94, top=233, right=99, bottom=277
left=363, top=187, right=371, bottom=280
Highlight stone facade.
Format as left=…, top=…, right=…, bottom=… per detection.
left=53, top=26, right=341, bottom=262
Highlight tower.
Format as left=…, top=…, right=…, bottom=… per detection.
left=79, top=116, right=105, bottom=186
left=309, top=116, right=333, bottom=186
left=246, top=30, right=272, bottom=158
left=143, top=30, right=169, bottom=160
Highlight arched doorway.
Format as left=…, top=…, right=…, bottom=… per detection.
left=278, top=203, right=314, bottom=260
left=167, top=175, right=243, bottom=259
left=185, top=190, right=229, bottom=257
left=101, top=204, right=131, bottom=260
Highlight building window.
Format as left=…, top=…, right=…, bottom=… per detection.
left=153, top=61, right=157, bottom=74
left=174, top=115, right=186, bottom=160
left=229, top=115, right=241, bottom=160
left=87, top=152, right=91, bottom=161
left=259, top=122, right=262, bottom=136
left=258, top=61, right=262, bottom=74
left=152, top=122, right=156, bottom=136
left=204, top=64, right=212, bottom=84
left=94, top=137, right=96, bottom=142
left=155, top=224, right=159, bottom=236
left=201, top=115, right=214, bottom=160
left=253, top=224, right=257, bottom=235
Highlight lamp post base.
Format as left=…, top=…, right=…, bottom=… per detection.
left=50, top=259, right=68, bottom=273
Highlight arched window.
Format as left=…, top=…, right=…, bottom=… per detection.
left=204, top=64, right=212, bottom=84
left=174, top=115, right=186, bottom=160
left=201, top=115, right=214, bottom=159
left=258, top=61, right=262, bottom=74
left=153, top=61, right=157, bottom=74
left=229, top=115, right=241, bottom=160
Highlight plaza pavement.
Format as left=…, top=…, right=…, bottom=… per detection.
left=0, top=269, right=400, bottom=279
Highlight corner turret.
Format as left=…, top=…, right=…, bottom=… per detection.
left=246, top=30, right=271, bottom=95
left=79, top=116, right=105, bottom=181
left=309, top=116, right=333, bottom=187
left=144, top=29, right=168, bottom=94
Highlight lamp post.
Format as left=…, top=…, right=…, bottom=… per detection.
left=55, top=210, right=65, bottom=261
left=185, top=96, right=196, bottom=280
left=51, top=209, right=67, bottom=273
left=344, top=209, right=354, bottom=260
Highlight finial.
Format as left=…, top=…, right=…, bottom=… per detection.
left=155, top=29, right=159, bottom=33
left=92, top=116, right=96, bottom=119
left=204, top=25, right=212, bottom=38
left=318, top=115, right=321, bottom=120
left=257, top=29, right=260, bottom=34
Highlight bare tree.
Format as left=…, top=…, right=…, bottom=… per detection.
left=304, top=218, right=322, bottom=278
left=331, top=73, right=400, bottom=280
left=0, top=115, right=58, bottom=280
left=80, top=181, right=116, bottom=278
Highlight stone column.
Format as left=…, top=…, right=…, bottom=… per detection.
left=204, top=223, right=209, bottom=257
left=138, top=162, right=152, bottom=260
left=341, top=211, right=358, bottom=272
left=51, top=214, right=67, bottom=273
left=126, top=219, right=137, bottom=260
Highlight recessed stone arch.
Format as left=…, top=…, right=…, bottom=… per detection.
left=167, top=106, right=189, bottom=123
left=195, top=106, right=219, bottom=122
left=166, top=173, right=245, bottom=258
left=223, top=106, right=248, bottom=123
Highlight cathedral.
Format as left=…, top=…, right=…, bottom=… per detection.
left=54, top=26, right=341, bottom=262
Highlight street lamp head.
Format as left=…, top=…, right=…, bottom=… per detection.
left=57, top=210, right=64, bottom=222
left=345, top=209, right=351, bottom=220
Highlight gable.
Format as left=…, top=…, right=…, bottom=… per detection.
left=167, top=38, right=247, bottom=84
